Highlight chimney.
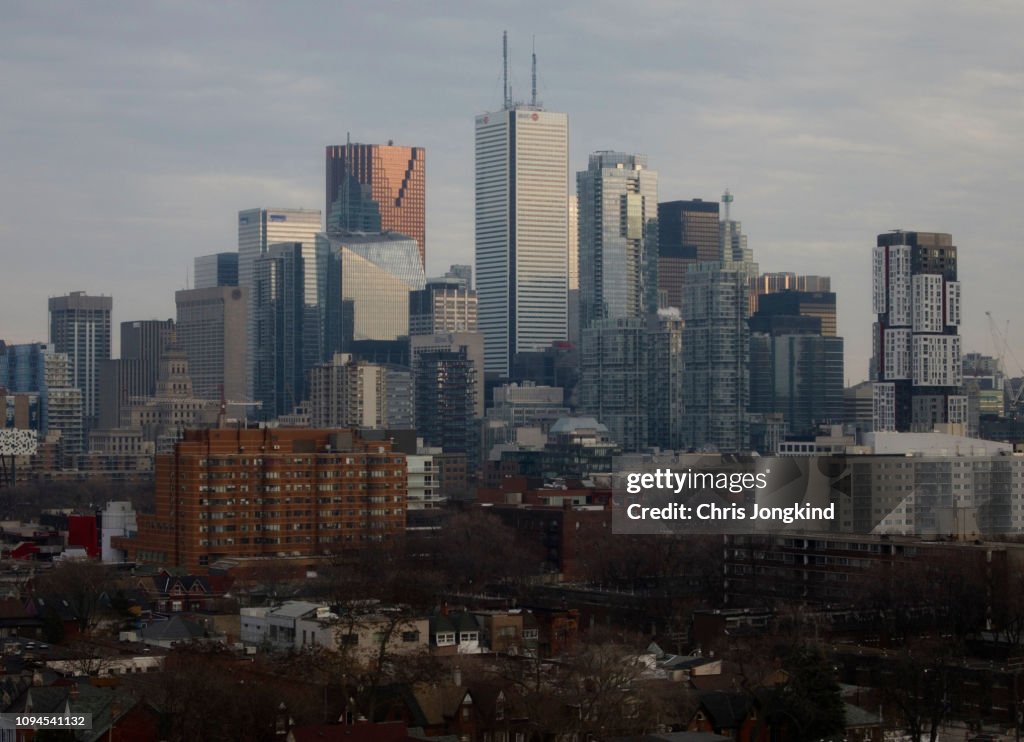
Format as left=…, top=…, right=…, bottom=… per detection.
left=453, top=666, right=462, bottom=687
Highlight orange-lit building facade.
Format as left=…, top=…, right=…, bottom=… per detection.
left=325, top=143, right=426, bottom=267
left=115, top=428, right=407, bottom=570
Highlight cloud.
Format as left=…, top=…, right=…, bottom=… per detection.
left=2, top=1, right=1024, bottom=374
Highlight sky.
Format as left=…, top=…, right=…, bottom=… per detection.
left=2, top=0, right=1023, bottom=383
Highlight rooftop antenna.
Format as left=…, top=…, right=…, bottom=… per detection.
left=503, top=31, right=511, bottom=109
left=722, top=189, right=734, bottom=222
left=531, top=36, right=537, bottom=107
left=344, top=131, right=352, bottom=230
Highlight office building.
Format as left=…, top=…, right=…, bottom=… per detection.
left=97, top=320, right=173, bottom=430
left=325, top=142, right=426, bottom=266
left=174, top=286, right=247, bottom=403
left=576, top=152, right=659, bottom=331
left=121, top=319, right=175, bottom=397
left=657, top=199, right=719, bottom=310
left=237, top=208, right=321, bottom=399
left=475, top=104, right=569, bottom=375
left=252, top=242, right=321, bottom=418
left=748, top=313, right=845, bottom=439
left=756, top=290, right=837, bottom=337
left=871, top=231, right=964, bottom=432
left=48, top=292, right=112, bottom=432
left=194, top=252, right=239, bottom=289
left=317, top=232, right=426, bottom=350
left=409, top=278, right=478, bottom=335
left=755, top=272, right=830, bottom=296
left=114, top=428, right=408, bottom=569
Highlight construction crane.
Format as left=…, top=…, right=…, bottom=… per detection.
left=986, top=311, right=1024, bottom=416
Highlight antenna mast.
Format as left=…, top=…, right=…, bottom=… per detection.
left=503, top=31, right=511, bottom=109
left=531, top=36, right=537, bottom=107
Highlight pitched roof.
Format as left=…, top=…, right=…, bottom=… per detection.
left=289, top=721, right=413, bottom=742
left=697, top=691, right=752, bottom=729
left=409, top=683, right=470, bottom=726
left=140, top=615, right=207, bottom=642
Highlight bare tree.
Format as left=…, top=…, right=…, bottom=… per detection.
left=31, top=560, right=121, bottom=635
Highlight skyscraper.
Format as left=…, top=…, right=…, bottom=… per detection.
left=749, top=311, right=844, bottom=439
left=409, top=278, right=478, bottom=335
left=316, top=232, right=427, bottom=352
left=475, top=102, right=569, bottom=376
left=577, top=152, right=659, bottom=331
left=871, top=230, right=964, bottom=432
left=237, top=208, right=321, bottom=400
left=174, top=286, right=247, bottom=403
left=756, top=291, right=838, bottom=337
left=657, top=199, right=719, bottom=310
left=48, top=292, right=112, bottom=432
left=412, top=333, right=483, bottom=467
left=121, top=319, right=175, bottom=397
left=681, top=194, right=757, bottom=453
left=194, top=253, right=239, bottom=289
left=568, top=194, right=580, bottom=348
left=325, top=142, right=426, bottom=267
left=253, top=242, right=321, bottom=418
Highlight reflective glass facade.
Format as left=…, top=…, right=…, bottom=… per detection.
left=577, top=152, right=658, bottom=331
left=325, top=143, right=426, bottom=267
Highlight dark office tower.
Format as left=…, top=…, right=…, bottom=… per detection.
left=657, top=199, right=719, bottom=310
left=325, top=143, right=426, bottom=267
left=48, top=292, right=112, bottom=432
left=871, top=230, right=964, bottom=432
left=749, top=312, right=844, bottom=438
left=253, top=243, right=319, bottom=418
left=756, top=291, right=838, bottom=337
left=121, top=319, right=175, bottom=397
left=194, top=253, right=239, bottom=289
left=577, top=152, right=659, bottom=331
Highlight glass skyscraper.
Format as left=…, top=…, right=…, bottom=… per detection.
left=576, top=151, right=659, bottom=331
left=237, top=208, right=321, bottom=401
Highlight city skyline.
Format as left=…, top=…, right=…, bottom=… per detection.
left=3, top=3, right=1024, bottom=381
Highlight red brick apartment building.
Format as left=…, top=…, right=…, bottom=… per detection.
left=115, top=428, right=407, bottom=570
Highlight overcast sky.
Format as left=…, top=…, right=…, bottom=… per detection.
left=2, top=1, right=1023, bottom=383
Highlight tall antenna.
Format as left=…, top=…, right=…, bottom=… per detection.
left=722, top=188, right=734, bottom=223
left=503, top=31, right=511, bottom=109
left=531, top=36, right=537, bottom=107
left=344, top=132, right=351, bottom=230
